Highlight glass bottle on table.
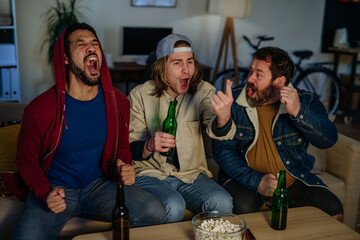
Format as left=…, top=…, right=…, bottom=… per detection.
left=160, top=100, right=177, bottom=156
left=271, top=170, right=288, bottom=230
left=112, top=182, right=130, bottom=240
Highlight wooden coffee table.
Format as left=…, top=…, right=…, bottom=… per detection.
left=73, top=206, right=360, bottom=240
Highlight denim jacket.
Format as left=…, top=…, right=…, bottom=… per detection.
left=212, top=84, right=338, bottom=192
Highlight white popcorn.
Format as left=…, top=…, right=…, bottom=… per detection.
left=194, top=218, right=243, bottom=240
left=200, top=218, right=241, bottom=233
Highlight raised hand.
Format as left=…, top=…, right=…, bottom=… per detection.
left=46, top=187, right=66, bottom=213
left=116, top=159, right=135, bottom=185
left=257, top=173, right=278, bottom=197
left=280, top=86, right=301, bottom=117
left=210, top=79, right=234, bottom=128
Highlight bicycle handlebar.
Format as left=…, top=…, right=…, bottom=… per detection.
left=243, top=35, right=252, bottom=47
left=259, top=36, right=274, bottom=41
left=243, top=35, right=274, bottom=51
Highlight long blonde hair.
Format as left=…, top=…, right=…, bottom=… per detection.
left=151, top=41, right=203, bottom=97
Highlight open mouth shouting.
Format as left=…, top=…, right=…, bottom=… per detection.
left=180, top=77, right=190, bottom=89
left=85, top=54, right=99, bottom=75
left=247, top=84, right=257, bottom=98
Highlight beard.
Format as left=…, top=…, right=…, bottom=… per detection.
left=68, top=53, right=101, bottom=86
left=246, top=82, right=281, bottom=107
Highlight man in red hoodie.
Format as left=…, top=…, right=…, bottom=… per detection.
left=11, top=23, right=166, bottom=240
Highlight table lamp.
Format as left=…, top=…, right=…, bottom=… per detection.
left=208, top=0, right=252, bottom=85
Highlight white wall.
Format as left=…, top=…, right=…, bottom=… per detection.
left=15, top=0, right=331, bottom=103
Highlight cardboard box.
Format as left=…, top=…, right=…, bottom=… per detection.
left=340, top=73, right=360, bottom=87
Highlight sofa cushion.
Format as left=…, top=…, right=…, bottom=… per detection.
left=308, top=144, right=327, bottom=174
left=0, top=124, right=20, bottom=197
left=318, top=172, right=346, bottom=204
left=0, top=196, right=23, bottom=240
left=0, top=124, right=20, bottom=172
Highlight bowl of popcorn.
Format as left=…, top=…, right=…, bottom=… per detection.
left=192, top=211, right=247, bottom=240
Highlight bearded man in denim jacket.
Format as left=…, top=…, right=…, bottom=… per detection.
left=209, top=47, right=343, bottom=221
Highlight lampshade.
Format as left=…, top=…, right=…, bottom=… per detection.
left=208, top=0, right=252, bottom=18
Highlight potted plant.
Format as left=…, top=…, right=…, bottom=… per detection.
left=42, top=0, right=86, bottom=63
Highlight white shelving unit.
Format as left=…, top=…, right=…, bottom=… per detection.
left=0, top=0, right=20, bottom=102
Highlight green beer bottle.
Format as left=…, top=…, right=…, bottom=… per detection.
left=160, top=100, right=177, bottom=156
left=112, top=182, right=130, bottom=240
left=271, top=170, right=288, bottom=230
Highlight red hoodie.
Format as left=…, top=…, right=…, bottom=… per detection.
left=14, top=28, right=131, bottom=204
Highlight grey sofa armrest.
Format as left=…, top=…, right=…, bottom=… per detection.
left=326, top=133, right=360, bottom=229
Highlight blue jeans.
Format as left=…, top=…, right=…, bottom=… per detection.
left=134, top=173, right=233, bottom=223
left=11, top=177, right=166, bottom=240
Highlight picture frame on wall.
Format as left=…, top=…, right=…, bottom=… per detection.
left=131, top=0, right=177, bottom=8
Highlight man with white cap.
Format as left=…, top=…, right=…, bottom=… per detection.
left=128, top=33, right=234, bottom=223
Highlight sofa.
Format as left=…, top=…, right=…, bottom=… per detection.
left=1, top=101, right=360, bottom=239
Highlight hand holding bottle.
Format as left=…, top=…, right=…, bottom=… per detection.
left=160, top=100, right=177, bottom=156
left=271, top=170, right=288, bottom=230
left=146, top=132, right=176, bottom=153
left=143, top=100, right=177, bottom=158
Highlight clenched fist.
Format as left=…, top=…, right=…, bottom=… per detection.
left=116, top=159, right=135, bottom=185
left=47, top=187, right=66, bottom=214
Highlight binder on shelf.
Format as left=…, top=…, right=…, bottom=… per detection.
left=0, top=68, right=11, bottom=100
left=0, top=44, right=17, bottom=66
left=10, top=67, right=19, bottom=100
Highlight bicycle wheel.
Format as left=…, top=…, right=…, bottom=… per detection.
left=294, top=67, right=340, bottom=115
left=213, top=67, right=249, bottom=92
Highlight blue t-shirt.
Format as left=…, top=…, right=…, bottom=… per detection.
left=47, top=84, right=107, bottom=188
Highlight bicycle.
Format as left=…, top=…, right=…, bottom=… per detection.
left=212, top=36, right=341, bottom=115
left=291, top=51, right=340, bottom=115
